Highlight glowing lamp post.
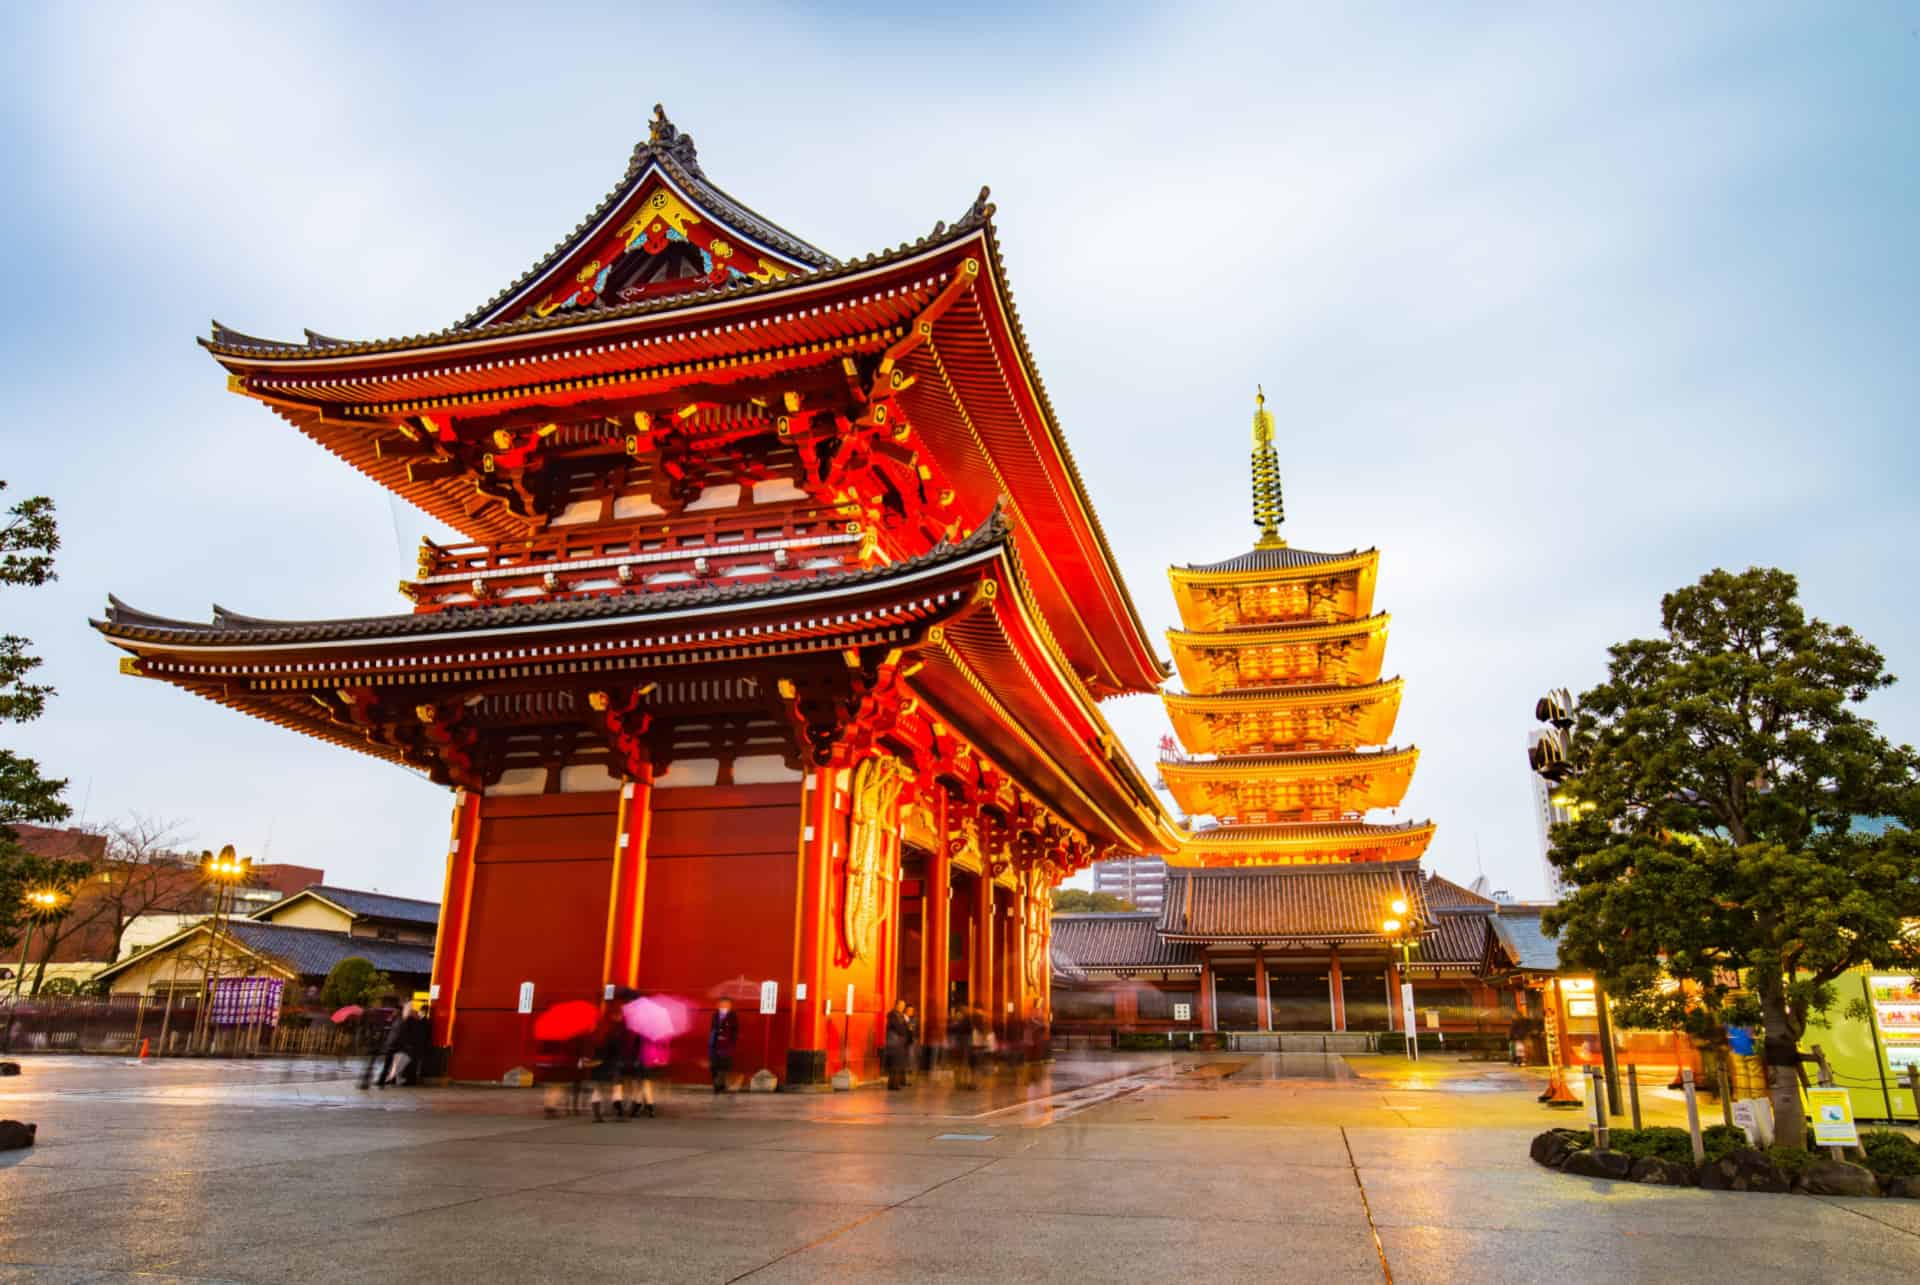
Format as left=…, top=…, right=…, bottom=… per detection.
left=1381, top=898, right=1417, bottom=1061
left=191, top=846, right=254, bottom=1054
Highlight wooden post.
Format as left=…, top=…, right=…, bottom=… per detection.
left=1254, top=951, right=1271, bottom=1031
left=1328, top=949, right=1346, bottom=1032
left=1681, top=1066, right=1706, bottom=1163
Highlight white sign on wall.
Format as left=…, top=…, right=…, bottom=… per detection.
left=517, top=981, right=535, bottom=1014
left=760, top=980, right=779, bottom=1015
left=1173, top=1003, right=1193, bottom=1022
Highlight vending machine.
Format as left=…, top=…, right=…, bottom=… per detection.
left=1803, top=970, right=1920, bottom=1123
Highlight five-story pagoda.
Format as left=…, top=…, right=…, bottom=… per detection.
left=1160, top=392, right=1434, bottom=867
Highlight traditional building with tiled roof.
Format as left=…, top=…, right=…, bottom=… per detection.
left=95, top=108, right=1185, bottom=1087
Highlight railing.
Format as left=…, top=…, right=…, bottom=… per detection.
left=0, top=995, right=378, bottom=1059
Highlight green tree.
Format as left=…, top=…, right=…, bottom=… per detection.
left=320, top=957, right=393, bottom=1009
left=1050, top=888, right=1136, bottom=913
left=1545, top=567, right=1920, bottom=1150
left=0, top=479, right=72, bottom=957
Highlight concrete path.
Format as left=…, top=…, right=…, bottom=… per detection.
left=1, top=1053, right=1914, bottom=1282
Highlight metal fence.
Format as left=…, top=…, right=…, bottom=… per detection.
left=0, top=995, right=377, bottom=1058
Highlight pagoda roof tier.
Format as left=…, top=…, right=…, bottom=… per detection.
left=1156, top=860, right=1434, bottom=943
left=1161, top=677, right=1403, bottom=756
left=1168, top=546, right=1379, bottom=633
left=197, top=120, right=1164, bottom=697
left=1167, top=614, right=1391, bottom=695
left=1173, top=819, right=1435, bottom=868
left=95, top=514, right=1176, bottom=857
left=1159, top=746, right=1419, bottom=821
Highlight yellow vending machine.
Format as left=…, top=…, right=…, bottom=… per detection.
left=1806, top=971, right=1920, bottom=1123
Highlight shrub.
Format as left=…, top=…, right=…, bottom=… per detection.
left=1558, top=1123, right=1749, bottom=1164
left=1766, top=1144, right=1815, bottom=1177
left=1860, top=1129, right=1920, bottom=1178
left=319, top=957, right=391, bottom=1009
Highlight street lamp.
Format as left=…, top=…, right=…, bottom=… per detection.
left=191, top=846, right=254, bottom=1053
left=3, top=886, right=70, bottom=1054
left=9, top=887, right=68, bottom=998
left=1380, top=905, right=1417, bottom=1061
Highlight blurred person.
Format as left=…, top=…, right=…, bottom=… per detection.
left=884, top=999, right=911, bottom=1090
left=588, top=1009, right=625, bottom=1122
left=968, top=1007, right=994, bottom=1083
left=947, top=1004, right=973, bottom=1089
left=904, top=1004, right=920, bottom=1083
left=708, top=997, right=739, bottom=1093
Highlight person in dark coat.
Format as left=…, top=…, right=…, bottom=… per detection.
left=904, top=1004, right=920, bottom=1083
left=708, top=997, right=740, bottom=1093
left=356, top=1004, right=398, bottom=1090
left=884, top=1000, right=912, bottom=1090
left=588, top=1012, right=625, bottom=1122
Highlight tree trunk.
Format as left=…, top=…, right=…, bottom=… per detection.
left=1758, top=978, right=1807, bottom=1150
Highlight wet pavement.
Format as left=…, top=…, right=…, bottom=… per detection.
left=1, top=1052, right=1916, bottom=1282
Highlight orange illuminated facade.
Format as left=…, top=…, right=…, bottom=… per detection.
left=96, top=109, right=1181, bottom=1085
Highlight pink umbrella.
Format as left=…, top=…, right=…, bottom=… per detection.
left=330, top=1005, right=364, bottom=1024
left=622, top=996, right=676, bottom=1042
left=651, top=992, right=694, bottom=1037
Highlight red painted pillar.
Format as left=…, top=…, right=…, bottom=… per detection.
left=788, top=763, right=838, bottom=1083
left=1254, top=951, right=1271, bottom=1031
left=926, top=789, right=951, bottom=1047
left=973, top=862, right=994, bottom=1025
left=429, top=789, right=480, bottom=1049
left=601, top=775, right=653, bottom=992
left=1199, top=961, right=1217, bottom=1030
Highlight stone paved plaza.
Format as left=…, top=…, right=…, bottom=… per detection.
left=2, top=1053, right=1916, bottom=1282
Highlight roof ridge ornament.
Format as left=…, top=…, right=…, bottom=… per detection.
left=1250, top=385, right=1286, bottom=549
left=636, top=103, right=702, bottom=175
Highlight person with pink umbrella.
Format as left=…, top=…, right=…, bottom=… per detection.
left=620, top=993, right=685, bottom=1117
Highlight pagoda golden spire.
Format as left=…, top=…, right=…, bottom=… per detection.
left=1250, top=386, right=1285, bottom=549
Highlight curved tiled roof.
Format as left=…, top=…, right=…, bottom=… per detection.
left=1156, top=861, right=1432, bottom=940
left=1163, top=678, right=1403, bottom=709
left=1423, top=871, right=1496, bottom=911
left=262, top=885, right=440, bottom=927
left=98, top=919, right=435, bottom=986
left=96, top=510, right=1010, bottom=649
left=1160, top=745, right=1419, bottom=777
left=1181, top=818, right=1434, bottom=845
left=201, top=183, right=988, bottom=361
left=1051, top=913, right=1201, bottom=971
left=460, top=106, right=838, bottom=329
left=1180, top=546, right=1375, bottom=575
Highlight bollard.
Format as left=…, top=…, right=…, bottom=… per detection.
left=1681, top=1067, right=1706, bottom=1164
left=1627, top=1064, right=1642, bottom=1130
left=1588, top=1067, right=1611, bottom=1151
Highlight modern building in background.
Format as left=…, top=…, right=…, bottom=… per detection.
left=1526, top=729, right=1570, bottom=898
left=1092, top=856, right=1168, bottom=912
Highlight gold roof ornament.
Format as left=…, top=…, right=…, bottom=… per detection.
left=1250, top=386, right=1285, bottom=550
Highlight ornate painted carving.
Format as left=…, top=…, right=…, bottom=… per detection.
left=843, top=757, right=905, bottom=962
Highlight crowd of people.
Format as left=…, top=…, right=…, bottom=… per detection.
left=886, top=999, right=1052, bottom=1090
left=517, top=993, right=1051, bottom=1112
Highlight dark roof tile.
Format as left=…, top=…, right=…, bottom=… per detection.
left=1157, top=861, right=1433, bottom=941
left=1050, top=913, right=1200, bottom=972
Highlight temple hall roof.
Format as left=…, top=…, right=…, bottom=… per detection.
left=1157, top=861, right=1433, bottom=942
left=1050, top=913, right=1202, bottom=973
left=461, top=105, right=838, bottom=329
left=95, top=511, right=1012, bottom=649
left=1488, top=907, right=1566, bottom=973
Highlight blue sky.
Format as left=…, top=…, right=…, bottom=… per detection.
left=2, top=3, right=1915, bottom=900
